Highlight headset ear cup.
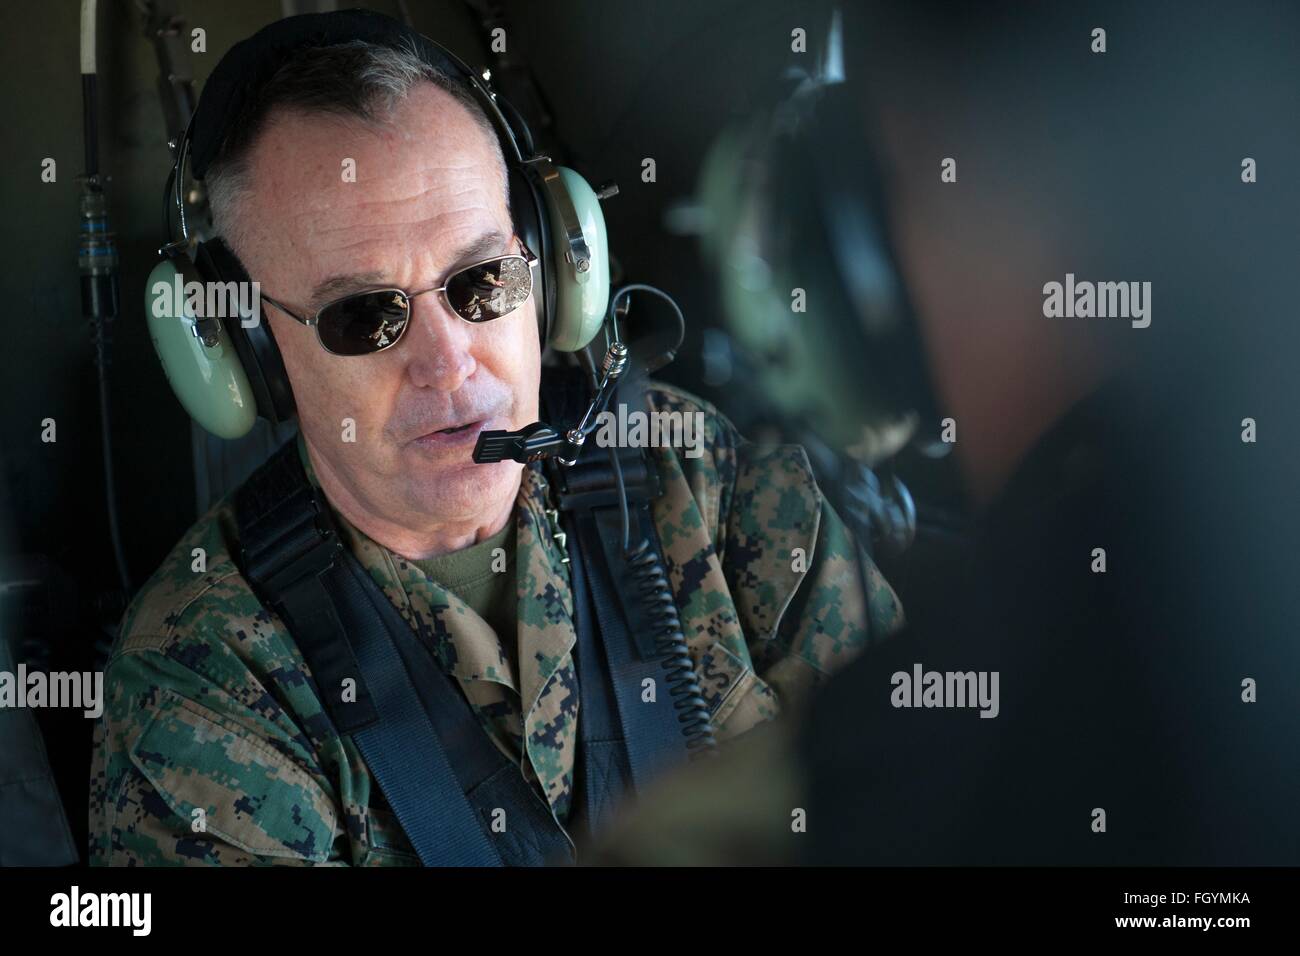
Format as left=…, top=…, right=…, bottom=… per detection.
left=542, top=167, right=610, bottom=352
left=145, top=257, right=260, bottom=439
left=194, top=238, right=297, bottom=424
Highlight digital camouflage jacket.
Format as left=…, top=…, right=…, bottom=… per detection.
left=89, top=383, right=903, bottom=865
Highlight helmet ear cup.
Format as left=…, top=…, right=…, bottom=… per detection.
left=194, top=238, right=297, bottom=425
left=540, top=167, right=610, bottom=353
left=145, top=257, right=260, bottom=439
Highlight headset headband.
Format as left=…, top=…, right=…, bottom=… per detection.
left=186, top=8, right=526, bottom=182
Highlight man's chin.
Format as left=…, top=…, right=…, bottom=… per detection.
left=403, top=454, right=524, bottom=522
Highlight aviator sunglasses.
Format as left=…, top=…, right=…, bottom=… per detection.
left=259, top=237, right=539, bottom=356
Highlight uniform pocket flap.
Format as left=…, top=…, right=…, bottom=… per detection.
left=698, top=641, right=781, bottom=739
left=129, top=692, right=337, bottom=862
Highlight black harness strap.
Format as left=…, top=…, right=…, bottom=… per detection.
left=234, top=439, right=569, bottom=866
left=542, top=368, right=698, bottom=833
left=579, top=504, right=696, bottom=788
left=334, top=552, right=572, bottom=866
left=562, top=505, right=632, bottom=839
left=230, top=364, right=697, bottom=861
left=235, top=445, right=377, bottom=734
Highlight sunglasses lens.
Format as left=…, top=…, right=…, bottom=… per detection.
left=317, top=290, right=410, bottom=355
left=445, top=255, right=533, bottom=323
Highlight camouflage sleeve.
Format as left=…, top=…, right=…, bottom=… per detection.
left=641, top=381, right=904, bottom=714
left=89, top=643, right=344, bottom=866
left=723, top=440, right=906, bottom=710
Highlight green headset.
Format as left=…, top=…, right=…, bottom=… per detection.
left=146, top=9, right=610, bottom=440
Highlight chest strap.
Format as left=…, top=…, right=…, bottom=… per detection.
left=233, top=438, right=570, bottom=866
left=542, top=368, right=717, bottom=840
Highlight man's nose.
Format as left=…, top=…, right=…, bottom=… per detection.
left=403, top=294, right=477, bottom=391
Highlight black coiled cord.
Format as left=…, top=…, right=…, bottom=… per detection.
left=625, top=537, right=718, bottom=757
left=608, top=443, right=718, bottom=758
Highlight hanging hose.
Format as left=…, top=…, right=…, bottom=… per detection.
left=80, top=0, right=133, bottom=599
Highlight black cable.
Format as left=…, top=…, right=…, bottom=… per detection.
left=80, top=37, right=132, bottom=599
left=608, top=444, right=630, bottom=554
left=94, top=321, right=132, bottom=597
left=624, top=526, right=718, bottom=758
left=175, top=131, right=189, bottom=240
left=162, top=164, right=177, bottom=239
left=579, top=377, right=619, bottom=442
left=607, top=283, right=685, bottom=373
left=81, top=74, right=99, bottom=176
left=609, top=430, right=717, bottom=757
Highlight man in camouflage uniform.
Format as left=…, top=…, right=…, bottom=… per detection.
left=89, top=22, right=902, bottom=866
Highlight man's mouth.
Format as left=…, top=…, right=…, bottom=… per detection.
left=411, top=418, right=491, bottom=449
left=437, top=422, right=475, bottom=435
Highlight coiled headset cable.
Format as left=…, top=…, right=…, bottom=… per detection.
left=601, top=283, right=717, bottom=757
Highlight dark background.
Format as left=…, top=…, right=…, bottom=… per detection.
left=0, top=0, right=848, bottom=861
left=3, top=0, right=1299, bottom=864
left=0, top=0, right=826, bottom=596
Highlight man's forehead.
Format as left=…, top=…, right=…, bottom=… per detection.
left=252, top=87, right=503, bottom=201
left=243, top=86, right=512, bottom=299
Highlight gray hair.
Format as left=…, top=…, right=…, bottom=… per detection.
left=203, top=39, right=510, bottom=253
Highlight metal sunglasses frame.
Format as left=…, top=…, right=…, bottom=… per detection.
left=259, top=236, right=539, bottom=355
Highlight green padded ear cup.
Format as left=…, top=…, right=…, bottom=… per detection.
left=545, top=166, right=610, bottom=352
left=145, top=258, right=259, bottom=439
